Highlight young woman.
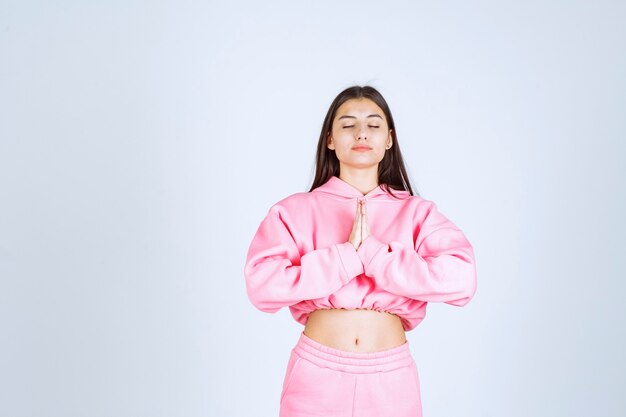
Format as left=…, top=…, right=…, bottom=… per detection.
left=244, top=85, right=477, bottom=417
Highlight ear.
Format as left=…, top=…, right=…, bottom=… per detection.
left=387, top=129, right=393, bottom=149
left=327, top=132, right=335, bottom=150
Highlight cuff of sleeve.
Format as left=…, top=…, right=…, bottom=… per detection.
left=335, top=241, right=365, bottom=284
left=356, top=235, right=388, bottom=275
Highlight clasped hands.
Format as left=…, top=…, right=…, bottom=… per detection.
left=349, top=199, right=371, bottom=251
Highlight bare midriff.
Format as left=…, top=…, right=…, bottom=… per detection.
left=303, top=308, right=407, bottom=353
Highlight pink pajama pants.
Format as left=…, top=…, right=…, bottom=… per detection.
left=279, top=331, right=422, bottom=417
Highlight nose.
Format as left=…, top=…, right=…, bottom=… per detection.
left=357, top=126, right=367, bottom=140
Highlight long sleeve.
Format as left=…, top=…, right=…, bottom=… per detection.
left=356, top=202, right=477, bottom=306
left=244, top=205, right=365, bottom=313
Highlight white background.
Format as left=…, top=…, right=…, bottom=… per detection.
left=1, top=1, right=625, bottom=416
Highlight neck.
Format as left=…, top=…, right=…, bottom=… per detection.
left=337, top=166, right=379, bottom=195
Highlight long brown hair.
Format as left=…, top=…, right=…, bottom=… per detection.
left=308, top=85, right=417, bottom=198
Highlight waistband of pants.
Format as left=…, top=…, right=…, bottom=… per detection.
left=293, top=331, right=414, bottom=374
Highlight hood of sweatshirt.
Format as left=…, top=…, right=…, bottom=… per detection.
left=311, top=175, right=411, bottom=201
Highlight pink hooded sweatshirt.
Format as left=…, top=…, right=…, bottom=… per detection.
left=243, top=175, right=477, bottom=331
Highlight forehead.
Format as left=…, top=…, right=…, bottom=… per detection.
left=334, top=98, right=386, bottom=120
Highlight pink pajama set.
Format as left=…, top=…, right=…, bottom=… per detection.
left=244, top=175, right=477, bottom=416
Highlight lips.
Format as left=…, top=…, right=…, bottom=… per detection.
left=352, top=146, right=372, bottom=151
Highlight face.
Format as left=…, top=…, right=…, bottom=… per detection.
left=327, top=98, right=393, bottom=171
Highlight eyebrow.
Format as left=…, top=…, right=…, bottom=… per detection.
left=338, top=114, right=383, bottom=120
